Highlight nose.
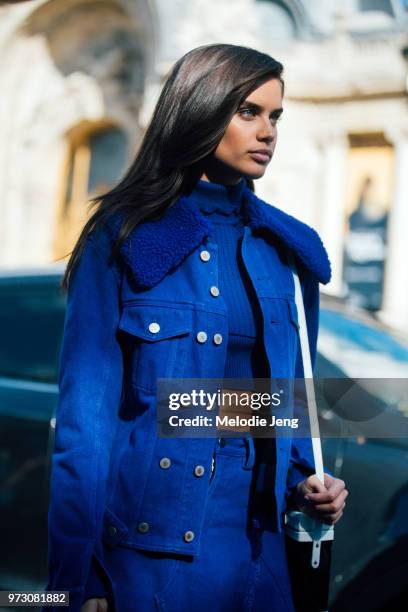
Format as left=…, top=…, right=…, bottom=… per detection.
left=257, top=118, right=275, bottom=143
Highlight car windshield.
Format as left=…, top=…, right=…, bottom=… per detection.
left=318, top=308, right=408, bottom=379
left=317, top=308, right=408, bottom=428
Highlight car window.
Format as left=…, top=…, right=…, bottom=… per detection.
left=0, top=278, right=66, bottom=383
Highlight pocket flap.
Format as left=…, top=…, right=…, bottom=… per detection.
left=267, top=298, right=298, bottom=327
left=102, top=506, right=129, bottom=547
left=119, top=304, right=193, bottom=341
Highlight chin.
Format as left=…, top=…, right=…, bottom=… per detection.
left=220, top=162, right=267, bottom=182
left=241, top=166, right=267, bottom=180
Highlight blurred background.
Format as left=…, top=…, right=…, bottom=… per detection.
left=1, top=0, right=408, bottom=327
left=0, top=1, right=408, bottom=610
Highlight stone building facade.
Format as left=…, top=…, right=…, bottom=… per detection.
left=0, top=0, right=407, bottom=331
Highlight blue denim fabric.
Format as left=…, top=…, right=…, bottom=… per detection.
left=83, top=438, right=296, bottom=612
left=44, top=201, right=331, bottom=610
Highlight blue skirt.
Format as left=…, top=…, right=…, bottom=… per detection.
left=102, top=436, right=295, bottom=612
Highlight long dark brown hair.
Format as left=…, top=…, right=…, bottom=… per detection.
left=61, top=43, right=284, bottom=291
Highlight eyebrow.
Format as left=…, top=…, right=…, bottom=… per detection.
left=239, top=101, right=284, bottom=116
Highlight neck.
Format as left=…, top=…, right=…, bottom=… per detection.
left=200, top=173, right=243, bottom=186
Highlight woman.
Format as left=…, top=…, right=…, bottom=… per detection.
left=45, top=44, right=348, bottom=612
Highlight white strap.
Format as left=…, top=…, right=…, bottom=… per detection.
left=288, top=254, right=325, bottom=485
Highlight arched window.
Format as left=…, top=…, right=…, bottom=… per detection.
left=255, top=0, right=298, bottom=43
left=54, top=123, right=128, bottom=259
left=62, top=125, right=128, bottom=212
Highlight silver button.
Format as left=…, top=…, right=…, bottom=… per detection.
left=196, top=331, right=207, bottom=343
left=108, top=525, right=117, bottom=537
left=213, top=333, right=223, bottom=345
left=138, top=522, right=150, bottom=534
left=159, top=457, right=171, bottom=469
left=200, top=250, right=211, bottom=262
left=194, top=465, right=205, bottom=477
left=184, top=530, right=195, bottom=542
left=148, top=322, right=160, bottom=334
left=210, top=286, right=219, bottom=297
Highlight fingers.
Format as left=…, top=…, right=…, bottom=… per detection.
left=323, top=472, right=335, bottom=488
left=306, top=477, right=347, bottom=504
left=97, top=598, right=109, bottom=612
left=294, top=475, right=349, bottom=524
left=304, top=474, right=327, bottom=495
left=311, top=489, right=348, bottom=513
left=80, top=598, right=109, bottom=612
left=318, top=507, right=344, bottom=525
left=81, top=600, right=97, bottom=612
left=320, top=494, right=347, bottom=521
left=303, top=476, right=348, bottom=524
left=305, top=501, right=345, bottom=525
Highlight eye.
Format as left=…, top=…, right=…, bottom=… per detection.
left=238, top=108, right=283, bottom=124
left=238, top=107, right=256, bottom=118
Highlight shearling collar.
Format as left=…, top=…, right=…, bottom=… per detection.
left=108, top=186, right=331, bottom=290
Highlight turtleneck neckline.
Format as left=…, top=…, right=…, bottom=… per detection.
left=188, top=178, right=247, bottom=217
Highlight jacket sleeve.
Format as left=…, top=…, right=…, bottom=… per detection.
left=43, top=229, right=123, bottom=611
left=286, top=266, right=333, bottom=497
left=81, top=557, right=108, bottom=602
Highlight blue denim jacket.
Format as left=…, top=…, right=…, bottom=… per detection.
left=45, top=186, right=331, bottom=610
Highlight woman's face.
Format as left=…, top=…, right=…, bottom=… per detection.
left=201, top=78, right=283, bottom=185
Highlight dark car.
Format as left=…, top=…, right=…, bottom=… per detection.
left=316, top=296, right=408, bottom=611
left=0, top=270, right=407, bottom=610
left=0, top=267, right=65, bottom=594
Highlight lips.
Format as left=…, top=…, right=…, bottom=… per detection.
left=249, top=150, right=272, bottom=164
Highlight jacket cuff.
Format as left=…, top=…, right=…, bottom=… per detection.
left=286, top=463, right=313, bottom=495
left=82, top=555, right=109, bottom=602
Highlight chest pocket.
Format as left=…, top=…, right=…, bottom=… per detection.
left=264, top=297, right=300, bottom=378
left=118, top=303, right=193, bottom=393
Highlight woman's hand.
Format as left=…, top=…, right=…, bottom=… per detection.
left=80, top=598, right=109, bottom=612
left=293, top=473, right=348, bottom=525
